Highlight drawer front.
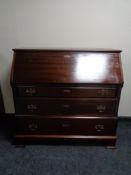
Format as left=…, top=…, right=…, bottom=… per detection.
left=15, top=98, right=118, bottom=116
left=16, top=117, right=117, bottom=136
left=15, top=86, right=116, bottom=98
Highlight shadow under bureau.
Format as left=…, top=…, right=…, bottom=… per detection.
left=10, top=49, right=124, bottom=147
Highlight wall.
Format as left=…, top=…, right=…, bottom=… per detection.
left=0, top=0, right=131, bottom=116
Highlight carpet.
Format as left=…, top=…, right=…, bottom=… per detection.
left=0, top=120, right=131, bottom=175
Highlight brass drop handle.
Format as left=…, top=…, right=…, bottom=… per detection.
left=28, top=123, right=38, bottom=131
left=98, top=89, right=109, bottom=96
left=25, top=88, right=36, bottom=96
left=27, top=104, right=37, bottom=112
left=95, top=124, right=104, bottom=132
left=96, top=105, right=106, bottom=113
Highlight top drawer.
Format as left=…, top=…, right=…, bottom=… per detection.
left=14, top=86, right=117, bottom=98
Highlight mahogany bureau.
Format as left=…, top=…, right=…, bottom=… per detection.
left=10, top=49, right=124, bottom=147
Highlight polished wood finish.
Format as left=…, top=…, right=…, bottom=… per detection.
left=16, top=116, right=117, bottom=136
left=11, top=49, right=124, bottom=147
left=11, top=49, right=123, bottom=85
left=15, top=98, right=118, bottom=116
left=15, top=86, right=117, bottom=98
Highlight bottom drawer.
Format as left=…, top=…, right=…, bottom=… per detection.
left=15, top=117, right=117, bottom=136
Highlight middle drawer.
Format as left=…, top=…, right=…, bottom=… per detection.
left=15, top=98, right=118, bottom=116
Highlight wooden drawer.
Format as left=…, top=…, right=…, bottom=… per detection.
left=15, top=98, right=118, bottom=116
left=15, top=117, right=117, bottom=136
left=15, top=86, right=117, bottom=98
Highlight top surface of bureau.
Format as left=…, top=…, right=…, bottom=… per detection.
left=11, top=49, right=124, bottom=85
